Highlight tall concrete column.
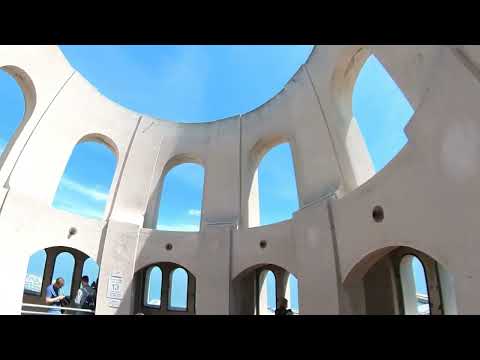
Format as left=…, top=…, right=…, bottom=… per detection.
left=293, top=198, right=341, bottom=314
left=41, top=248, right=61, bottom=296
left=95, top=221, right=140, bottom=315
left=195, top=223, right=232, bottom=315
left=70, top=252, right=87, bottom=301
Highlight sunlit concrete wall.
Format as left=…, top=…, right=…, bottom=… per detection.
left=0, top=45, right=477, bottom=314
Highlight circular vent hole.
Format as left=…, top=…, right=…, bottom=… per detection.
left=372, top=206, right=384, bottom=223
left=260, top=240, right=267, bottom=249
left=165, top=243, right=173, bottom=251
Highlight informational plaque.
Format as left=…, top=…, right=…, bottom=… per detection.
left=107, top=298, right=121, bottom=308
left=107, top=271, right=124, bottom=302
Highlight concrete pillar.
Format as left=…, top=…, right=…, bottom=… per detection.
left=363, top=256, right=399, bottom=315
left=257, top=270, right=268, bottom=314
left=276, top=269, right=290, bottom=307
left=195, top=223, right=232, bottom=315
left=70, top=252, right=87, bottom=301
left=437, top=263, right=458, bottom=315
left=399, top=256, right=418, bottom=315
left=41, top=248, right=58, bottom=297
left=293, top=198, right=341, bottom=314
left=0, top=248, right=29, bottom=314
left=95, top=221, right=139, bottom=315
left=248, top=169, right=260, bottom=228
left=160, top=267, right=169, bottom=311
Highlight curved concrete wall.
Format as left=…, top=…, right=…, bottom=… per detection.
left=0, top=45, right=476, bottom=315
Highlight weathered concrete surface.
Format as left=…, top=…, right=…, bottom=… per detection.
left=0, top=45, right=475, bottom=314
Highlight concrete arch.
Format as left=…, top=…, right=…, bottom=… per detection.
left=53, top=133, right=120, bottom=221
left=77, top=133, right=120, bottom=159
left=144, top=153, right=205, bottom=230
left=342, top=245, right=457, bottom=315
left=0, top=65, right=36, bottom=173
left=342, top=243, right=450, bottom=285
left=231, top=263, right=299, bottom=315
left=246, top=134, right=299, bottom=228
left=133, top=261, right=196, bottom=315
left=21, top=245, right=100, bottom=314
left=330, top=47, right=418, bottom=190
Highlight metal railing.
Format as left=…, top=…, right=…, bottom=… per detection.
left=21, top=303, right=95, bottom=315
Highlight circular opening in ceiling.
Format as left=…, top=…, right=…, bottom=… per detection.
left=60, top=45, right=314, bottom=123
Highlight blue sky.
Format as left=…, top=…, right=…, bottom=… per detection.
left=1, top=46, right=426, bottom=312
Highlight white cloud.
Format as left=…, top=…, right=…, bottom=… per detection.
left=148, top=299, right=160, bottom=306
left=188, top=209, right=201, bottom=216
left=59, top=177, right=109, bottom=202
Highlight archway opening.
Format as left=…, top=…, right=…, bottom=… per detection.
left=52, top=140, right=117, bottom=220
left=232, top=264, right=299, bottom=315
left=51, top=252, right=75, bottom=296
left=134, top=262, right=196, bottom=315
left=258, top=270, right=276, bottom=315
left=0, top=68, right=25, bottom=156
left=343, top=246, right=457, bottom=315
left=156, top=163, right=205, bottom=232
left=286, top=273, right=299, bottom=315
left=169, top=268, right=188, bottom=311
left=24, top=249, right=46, bottom=295
left=352, top=55, right=414, bottom=181
left=22, top=246, right=99, bottom=315
left=144, top=266, right=162, bottom=308
left=400, top=255, right=430, bottom=315
left=249, top=143, right=299, bottom=228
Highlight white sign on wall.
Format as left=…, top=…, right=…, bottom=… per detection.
left=107, top=298, right=121, bottom=308
left=107, top=272, right=124, bottom=302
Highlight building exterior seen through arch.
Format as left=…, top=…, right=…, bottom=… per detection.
left=0, top=45, right=479, bottom=314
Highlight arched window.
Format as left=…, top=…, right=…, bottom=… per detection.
left=24, top=250, right=47, bottom=295
left=352, top=55, right=414, bottom=175
left=51, top=252, right=75, bottom=296
left=0, top=69, right=25, bottom=156
left=400, top=255, right=430, bottom=315
left=157, top=163, right=204, bottom=232
left=258, top=270, right=276, bottom=315
left=250, top=143, right=299, bottom=228
left=81, top=258, right=99, bottom=287
left=52, top=140, right=117, bottom=219
left=286, top=273, right=299, bottom=315
left=144, top=266, right=162, bottom=308
left=169, top=268, right=188, bottom=310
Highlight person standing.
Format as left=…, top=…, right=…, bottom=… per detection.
left=275, top=297, right=293, bottom=315
left=45, top=277, right=65, bottom=315
left=74, top=275, right=95, bottom=315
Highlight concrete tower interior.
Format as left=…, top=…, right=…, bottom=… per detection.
left=1, top=45, right=478, bottom=315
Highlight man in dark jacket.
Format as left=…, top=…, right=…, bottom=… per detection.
left=74, top=276, right=95, bottom=315
left=275, top=297, right=293, bottom=315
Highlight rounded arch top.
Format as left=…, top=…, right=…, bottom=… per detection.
left=233, top=262, right=298, bottom=282
left=0, top=65, right=36, bottom=124
left=162, top=153, right=205, bottom=174
left=330, top=46, right=372, bottom=124
left=342, top=244, right=452, bottom=286
left=76, top=133, right=120, bottom=159
left=249, top=134, right=292, bottom=169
